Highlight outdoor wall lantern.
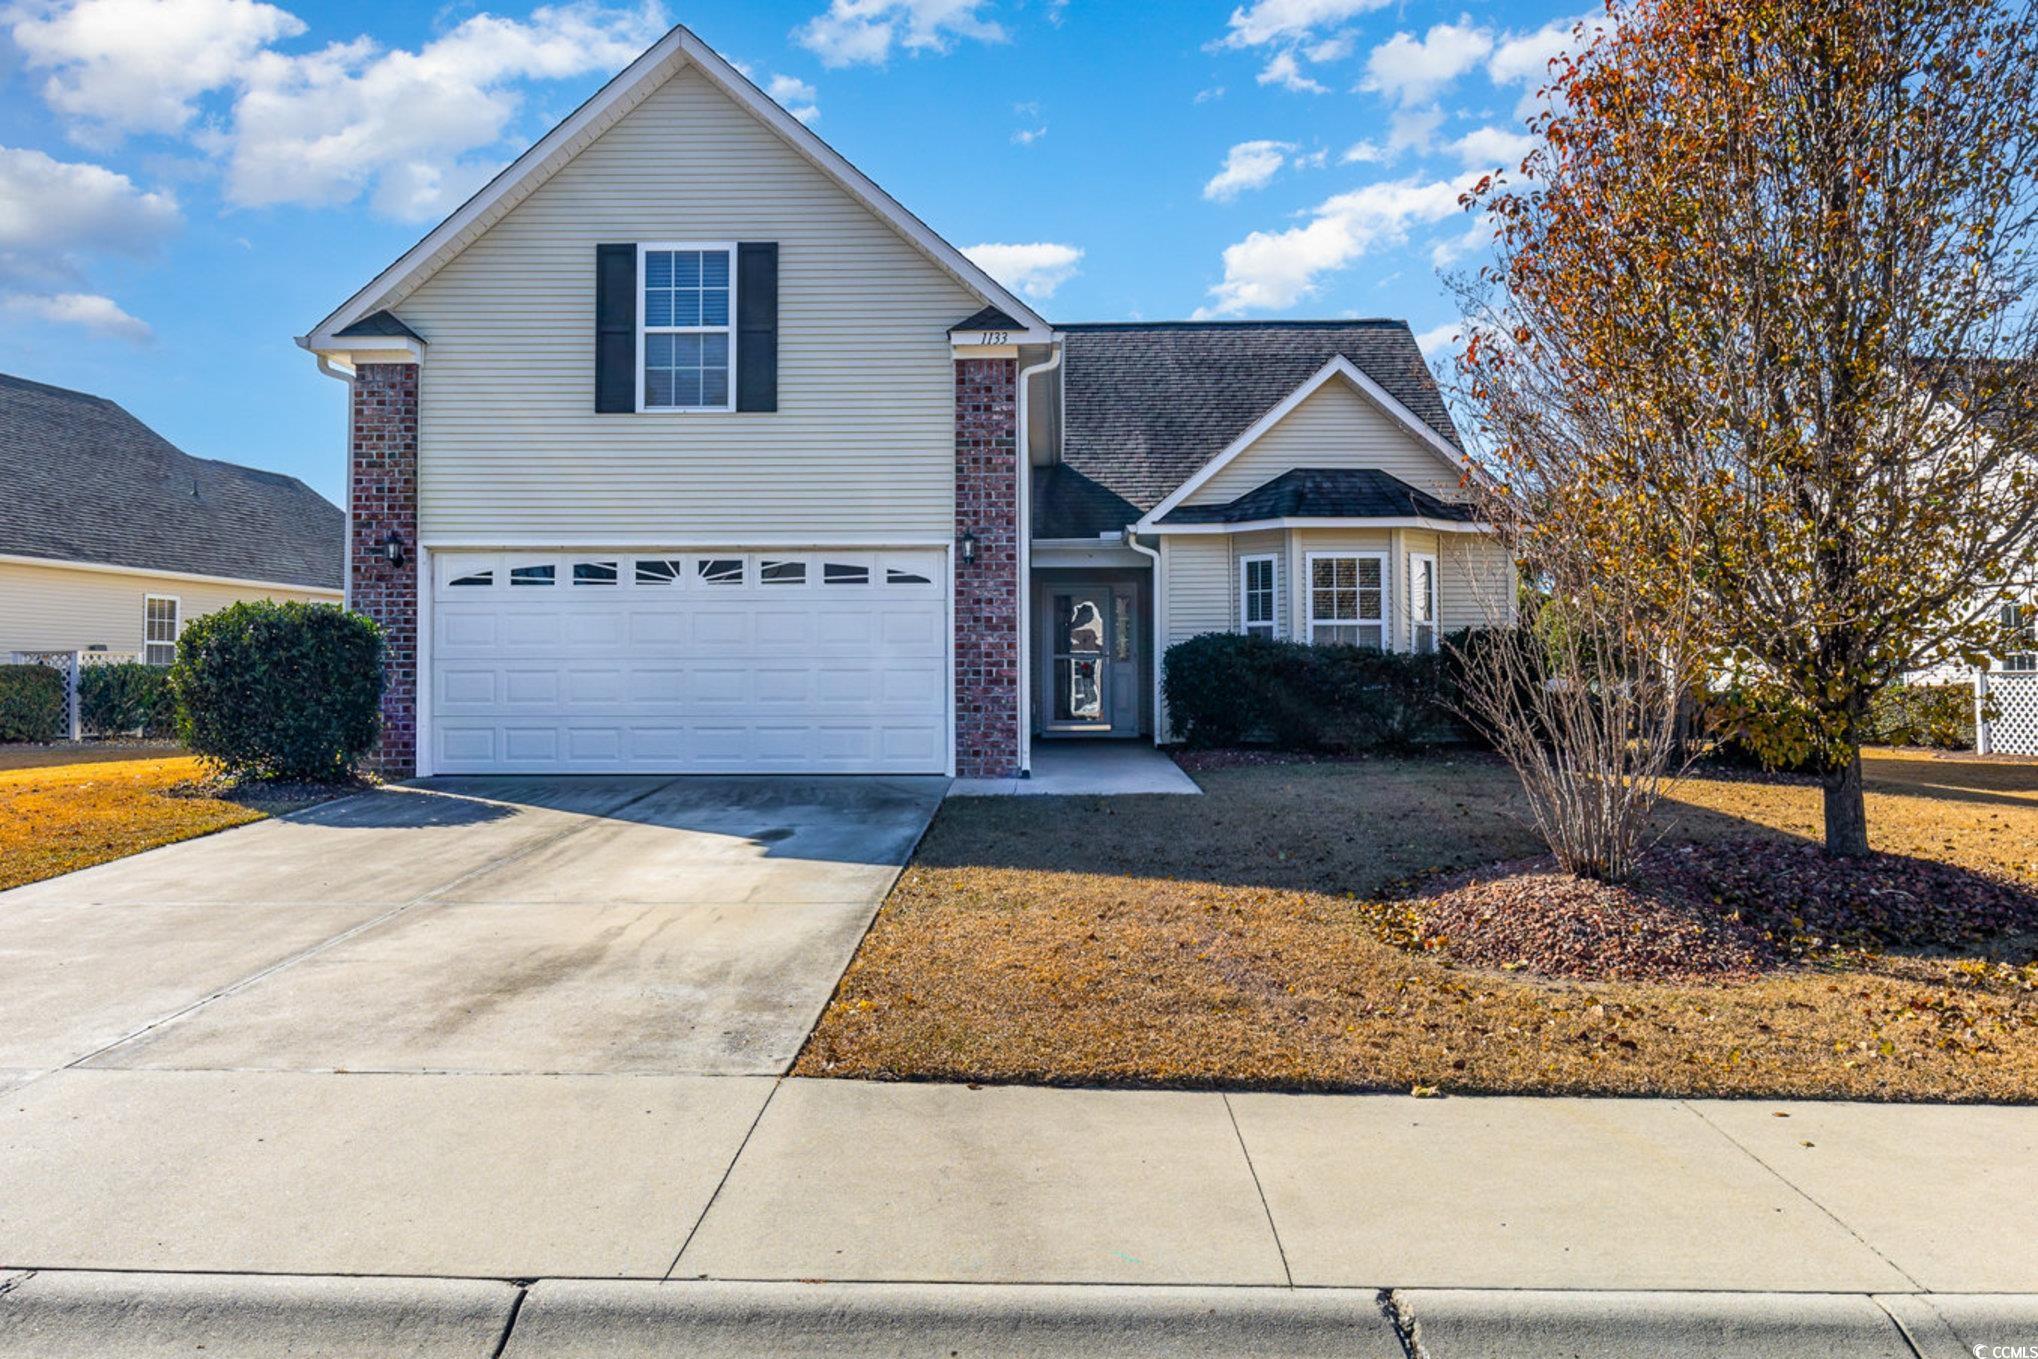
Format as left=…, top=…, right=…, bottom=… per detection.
left=382, top=530, right=407, bottom=569
left=959, top=529, right=978, bottom=566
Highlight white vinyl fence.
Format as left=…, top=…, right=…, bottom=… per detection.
left=1978, top=669, right=2038, bottom=756
left=8, top=649, right=143, bottom=741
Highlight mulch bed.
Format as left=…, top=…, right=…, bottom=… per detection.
left=165, top=773, right=367, bottom=812
left=1402, top=838, right=2038, bottom=984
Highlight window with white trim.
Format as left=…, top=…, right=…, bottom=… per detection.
left=143, top=595, right=179, bottom=666
left=640, top=245, right=733, bottom=411
left=2004, top=601, right=2038, bottom=672
left=1409, top=552, right=1439, bottom=655
left=1308, top=553, right=1385, bottom=649
left=1239, top=555, right=1278, bottom=638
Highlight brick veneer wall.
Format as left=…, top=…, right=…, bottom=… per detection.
left=349, top=362, right=420, bottom=779
left=954, top=357, right=1021, bottom=778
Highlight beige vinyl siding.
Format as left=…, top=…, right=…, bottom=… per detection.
left=1439, top=534, right=1515, bottom=631
left=394, top=61, right=982, bottom=541
left=0, top=560, right=335, bottom=657
left=1184, top=379, right=1467, bottom=508
left=1162, top=536, right=1232, bottom=646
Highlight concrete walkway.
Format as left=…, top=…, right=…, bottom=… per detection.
left=2, top=1079, right=2035, bottom=1355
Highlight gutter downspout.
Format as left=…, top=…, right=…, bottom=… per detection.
left=1015, top=341, right=1063, bottom=777
left=1125, top=527, right=1163, bottom=746
left=315, top=354, right=356, bottom=610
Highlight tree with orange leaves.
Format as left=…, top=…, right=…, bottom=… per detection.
left=1458, top=0, right=2038, bottom=857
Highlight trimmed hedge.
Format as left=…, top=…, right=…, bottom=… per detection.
left=79, top=661, right=175, bottom=737
left=0, top=663, right=66, bottom=743
left=170, top=601, right=384, bottom=780
left=1162, top=631, right=1476, bottom=753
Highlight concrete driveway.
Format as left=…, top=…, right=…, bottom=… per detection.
left=0, top=775, right=941, bottom=1277
left=0, top=773, right=942, bottom=1078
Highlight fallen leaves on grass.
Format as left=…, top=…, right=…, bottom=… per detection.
left=798, top=753, right=2038, bottom=1101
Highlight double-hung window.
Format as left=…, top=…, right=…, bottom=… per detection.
left=1409, top=552, right=1439, bottom=655
left=143, top=595, right=179, bottom=666
left=2004, top=601, right=2038, bottom=672
left=639, top=244, right=734, bottom=411
left=1239, top=555, right=1278, bottom=638
left=1307, top=553, right=1386, bottom=648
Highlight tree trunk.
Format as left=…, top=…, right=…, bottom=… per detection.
left=1821, top=747, right=1871, bottom=857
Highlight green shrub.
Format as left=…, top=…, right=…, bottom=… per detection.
left=169, top=601, right=384, bottom=780
left=0, top=663, right=66, bottom=742
left=79, top=661, right=175, bottom=737
left=1162, top=631, right=1479, bottom=753
left=1866, top=682, right=1982, bottom=750
left=1702, top=680, right=1986, bottom=771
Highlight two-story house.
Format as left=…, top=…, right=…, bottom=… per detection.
left=301, top=23, right=1508, bottom=780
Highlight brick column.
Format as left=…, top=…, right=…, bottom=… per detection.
left=349, top=362, right=419, bottom=779
left=954, top=357, right=1021, bottom=778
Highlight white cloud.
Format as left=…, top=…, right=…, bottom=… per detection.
left=221, top=2, right=666, bottom=221
left=1361, top=19, right=1492, bottom=105
left=1012, top=124, right=1047, bottom=145
left=964, top=241, right=1083, bottom=299
left=1429, top=214, right=1491, bottom=267
left=8, top=0, right=304, bottom=144
left=5, top=290, right=152, bottom=342
left=1221, top=0, right=1388, bottom=49
left=1488, top=12, right=1594, bottom=87
left=1386, top=104, right=1445, bottom=155
left=1198, top=176, right=1461, bottom=315
left=796, top=0, right=1004, bottom=68
left=1302, top=31, right=1352, bottom=61
left=1203, top=139, right=1292, bottom=202
left=767, top=73, right=820, bottom=124
left=1451, top=124, right=1536, bottom=170
left=0, top=145, right=180, bottom=283
left=1341, top=139, right=1383, bottom=164
left=1194, top=85, right=1225, bottom=103
left=1256, top=50, right=1325, bottom=93
left=1413, top=321, right=1459, bottom=359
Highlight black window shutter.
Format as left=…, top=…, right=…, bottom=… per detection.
left=736, top=242, right=778, bottom=413
left=595, top=243, right=635, bottom=413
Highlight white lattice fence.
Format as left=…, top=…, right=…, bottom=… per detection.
left=8, top=650, right=144, bottom=740
left=1981, top=671, right=2038, bottom=756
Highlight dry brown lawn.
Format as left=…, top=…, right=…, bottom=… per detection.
left=797, top=749, right=2038, bottom=1101
left=0, top=755, right=332, bottom=892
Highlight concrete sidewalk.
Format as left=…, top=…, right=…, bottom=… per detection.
left=3, top=1078, right=2035, bottom=1355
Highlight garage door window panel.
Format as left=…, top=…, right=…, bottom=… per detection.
left=760, top=559, right=808, bottom=586
left=698, top=558, right=745, bottom=585
left=510, top=564, right=557, bottom=587
left=573, top=561, right=619, bottom=586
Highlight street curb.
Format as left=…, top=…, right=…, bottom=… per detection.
left=0, top=1270, right=522, bottom=1359
left=1397, top=1288, right=1918, bottom=1358
left=1877, top=1293, right=2038, bottom=1359
left=501, top=1280, right=1406, bottom=1358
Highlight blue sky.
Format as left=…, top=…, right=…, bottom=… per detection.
left=0, top=0, right=1586, bottom=502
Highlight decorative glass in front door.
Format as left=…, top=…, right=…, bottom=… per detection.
left=1052, top=591, right=1108, bottom=723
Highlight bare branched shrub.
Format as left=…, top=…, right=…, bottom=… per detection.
left=1450, top=489, right=1702, bottom=883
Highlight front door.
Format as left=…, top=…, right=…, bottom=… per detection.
left=1040, top=583, right=1138, bottom=736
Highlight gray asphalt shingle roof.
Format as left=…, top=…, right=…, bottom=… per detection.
left=1056, top=320, right=1461, bottom=522
left=0, top=372, right=343, bottom=590
left=1156, top=467, right=1478, bottom=526
left=333, top=309, right=424, bottom=341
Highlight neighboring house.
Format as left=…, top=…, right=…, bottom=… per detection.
left=0, top=372, right=342, bottom=664
left=300, top=23, right=1509, bottom=780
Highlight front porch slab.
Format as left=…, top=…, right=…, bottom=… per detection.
left=949, top=742, right=1201, bottom=796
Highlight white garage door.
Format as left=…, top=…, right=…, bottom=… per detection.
left=428, top=548, right=948, bottom=774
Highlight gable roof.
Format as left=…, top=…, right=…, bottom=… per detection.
left=302, top=24, right=1049, bottom=350
left=0, top=372, right=343, bottom=590
left=1057, top=321, right=1461, bottom=516
left=1156, top=467, right=1479, bottom=527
